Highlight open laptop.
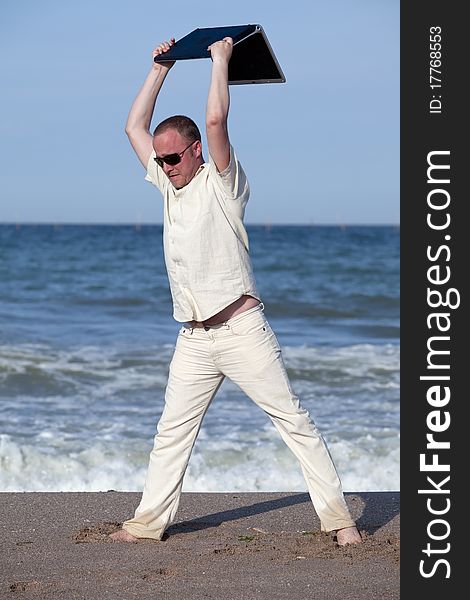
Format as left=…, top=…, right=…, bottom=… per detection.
left=153, top=24, right=286, bottom=85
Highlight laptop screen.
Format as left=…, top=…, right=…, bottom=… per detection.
left=153, top=24, right=286, bottom=85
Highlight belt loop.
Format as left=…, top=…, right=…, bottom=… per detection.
left=189, top=327, right=194, bottom=335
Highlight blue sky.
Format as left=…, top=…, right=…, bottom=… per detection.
left=0, top=0, right=399, bottom=225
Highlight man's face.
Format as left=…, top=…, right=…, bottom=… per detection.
left=153, top=129, right=202, bottom=189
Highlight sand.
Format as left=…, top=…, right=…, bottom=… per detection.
left=0, top=491, right=399, bottom=599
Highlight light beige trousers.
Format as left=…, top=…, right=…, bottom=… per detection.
left=123, top=304, right=355, bottom=539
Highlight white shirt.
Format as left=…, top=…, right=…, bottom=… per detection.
left=145, top=144, right=260, bottom=322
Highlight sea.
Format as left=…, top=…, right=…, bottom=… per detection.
left=0, top=224, right=399, bottom=493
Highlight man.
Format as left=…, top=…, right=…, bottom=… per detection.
left=110, top=37, right=362, bottom=545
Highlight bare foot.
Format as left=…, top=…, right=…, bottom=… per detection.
left=109, top=528, right=138, bottom=543
left=336, top=526, right=362, bottom=546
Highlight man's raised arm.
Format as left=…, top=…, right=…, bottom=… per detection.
left=205, top=37, right=233, bottom=173
left=125, top=40, right=175, bottom=168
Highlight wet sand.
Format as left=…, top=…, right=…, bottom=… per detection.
left=0, top=491, right=399, bottom=599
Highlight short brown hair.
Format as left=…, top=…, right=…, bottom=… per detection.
left=153, top=115, right=201, bottom=142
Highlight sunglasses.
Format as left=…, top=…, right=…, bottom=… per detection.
left=153, top=140, right=196, bottom=167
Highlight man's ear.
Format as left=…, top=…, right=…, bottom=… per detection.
left=194, top=140, right=203, bottom=158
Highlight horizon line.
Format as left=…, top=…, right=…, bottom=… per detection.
left=0, top=221, right=400, bottom=227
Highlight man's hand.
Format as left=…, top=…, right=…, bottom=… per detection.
left=208, top=37, right=233, bottom=64
left=153, top=38, right=176, bottom=70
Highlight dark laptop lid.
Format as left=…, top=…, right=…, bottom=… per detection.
left=153, top=24, right=286, bottom=85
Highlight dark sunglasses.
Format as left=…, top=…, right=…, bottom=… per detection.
left=153, top=140, right=196, bottom=167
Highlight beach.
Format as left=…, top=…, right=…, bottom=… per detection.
left=1, top=491, right=399, bottom=599
left=1, top=225, right=400, bottom=597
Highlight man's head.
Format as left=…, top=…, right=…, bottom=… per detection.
left=153, top=116, right=204, bottom=189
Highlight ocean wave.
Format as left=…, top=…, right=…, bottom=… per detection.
left=0, top=341, right=399, bottom=493
left=0, top=431, right=399, bottom=493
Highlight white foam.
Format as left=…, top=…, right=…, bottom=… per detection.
left=0, top=431, right=399, bottom=493
left=0, top=434, right=147, bottom=492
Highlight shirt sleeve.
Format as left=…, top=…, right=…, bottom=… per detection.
left=208, top=145, right=250, bottom=208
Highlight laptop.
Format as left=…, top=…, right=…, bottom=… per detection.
left=153, top=24, right=286, bottom=85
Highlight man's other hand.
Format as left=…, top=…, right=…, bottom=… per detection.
left=208, top=37, right=233, bottom=64
left=153, top=38, right=176, bottom=70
